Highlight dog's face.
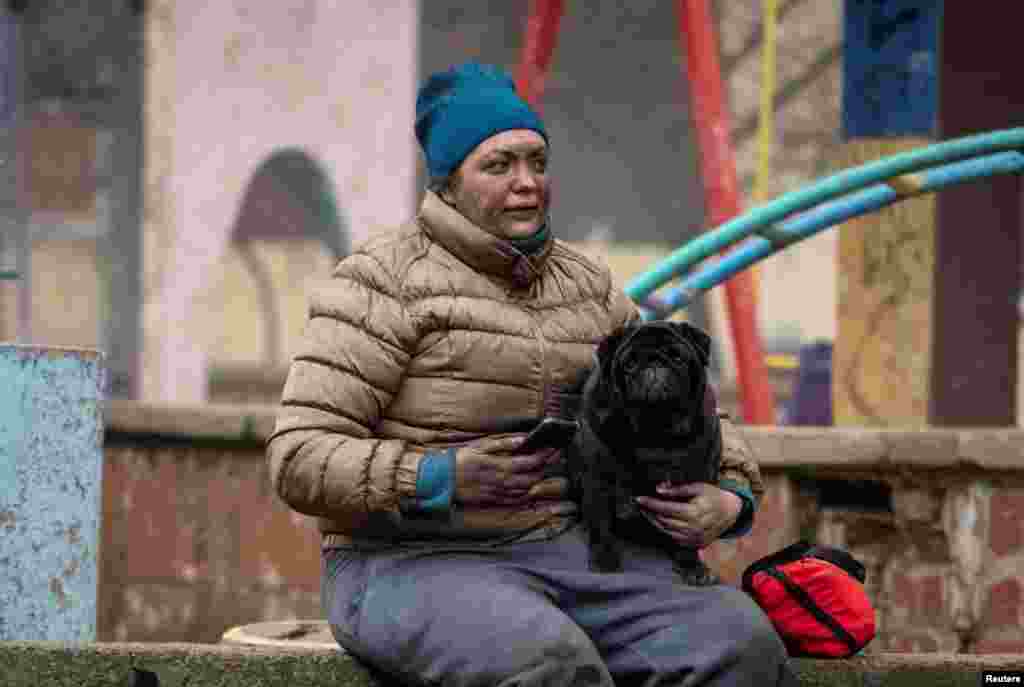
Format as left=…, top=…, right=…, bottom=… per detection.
left=592, top=321, right=711, bottom=446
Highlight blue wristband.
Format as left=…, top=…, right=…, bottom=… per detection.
left=718, top=479, right=757, bottom=539
left=414, top=448, right=456, bottom=515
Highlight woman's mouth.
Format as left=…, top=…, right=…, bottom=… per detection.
left=504, top=206, right=539, bottom=218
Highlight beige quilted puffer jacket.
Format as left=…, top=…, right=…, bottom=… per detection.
left=267, top=191, right=763, bottom=548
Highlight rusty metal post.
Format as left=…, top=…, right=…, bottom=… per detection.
left=513, top=0, right=564, bottom=112
left=675, top=0, right=775, bottom=424
left=0, top=345, right=105, bottom=640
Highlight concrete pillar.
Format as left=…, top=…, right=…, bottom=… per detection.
left=833, top=1, right=941, bottom=427
left=0, top=7, right=29, bottom=341
left=99, top=7, right=144, bottom=399
left=834, top=138, right=936, bottom=426
left=0, top=345, right=105, bottom=640
left=836, top=2, right=1022, bottom=428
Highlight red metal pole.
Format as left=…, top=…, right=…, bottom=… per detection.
left=514, top=0, right=565, bottom=111
left=676, top=0, right=776, bottom=424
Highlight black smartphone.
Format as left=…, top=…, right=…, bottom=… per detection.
left=518, top=417, right=578, bottom=452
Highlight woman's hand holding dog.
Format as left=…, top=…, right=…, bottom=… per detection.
left=454, top=435, right=566, bottom=506
left=635, top=483, right=743, bottom=548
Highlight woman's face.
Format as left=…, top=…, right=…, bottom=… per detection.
left=441, top=129, right=550, bottom=239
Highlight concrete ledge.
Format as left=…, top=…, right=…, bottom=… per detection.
left=0, top=641, right=377, bottom=687
left=2, top=641, right=1023, bottom=687
left=104, top=400, right=1024, bottom=472
left=104, top=400, right=278, bottom=444
left=742, top=426, right=1024, bottom=472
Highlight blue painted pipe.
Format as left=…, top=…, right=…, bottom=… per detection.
left=626, top=127, right=1024, bottom=303
left=640, top=150, right=1024, bottom=318
left=0, top=345, right=106, bottom=641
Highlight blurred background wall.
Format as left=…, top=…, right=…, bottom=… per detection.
left=1, top=1, right=1017, bottom=422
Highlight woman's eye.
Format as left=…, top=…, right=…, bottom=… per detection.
left=487, top=161, right=509, bottom=173
left=532, top=158, right=547, bottom=173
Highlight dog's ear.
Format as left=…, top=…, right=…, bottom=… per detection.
left=669, top=322, right=712, bottom=367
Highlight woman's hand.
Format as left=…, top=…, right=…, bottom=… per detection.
left=635, top=482, right=743, bottom=548
left=454, top=435, right=564, bottom=507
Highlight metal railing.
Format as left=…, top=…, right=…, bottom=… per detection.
left=627, top=127, right=1024, bottom=318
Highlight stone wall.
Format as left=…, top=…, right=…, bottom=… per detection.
left=704, top=427, right=1024, bottom=653
left=100, top=403, right=318, bottom=643
left=98, top=402, right=1024, bottom=652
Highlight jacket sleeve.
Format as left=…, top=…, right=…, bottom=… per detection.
left=717, top=417, right=764, bottom=498
left=716, top=415, right=764, bottom=538
left=266, top=253, right=423, bottom=528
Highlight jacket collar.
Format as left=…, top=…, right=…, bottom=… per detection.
left=417, top=190, right=553, bottom=288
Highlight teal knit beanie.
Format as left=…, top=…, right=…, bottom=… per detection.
left=415, top=62, right=548, bottom=182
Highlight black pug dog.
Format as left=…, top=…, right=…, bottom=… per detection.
left=566, top=320, right=723, bottom=586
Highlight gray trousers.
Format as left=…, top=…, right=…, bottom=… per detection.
left=323, top=525, right=796, bottom=687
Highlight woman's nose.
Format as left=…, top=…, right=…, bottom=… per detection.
left=512, top=164, right=540, bottom=190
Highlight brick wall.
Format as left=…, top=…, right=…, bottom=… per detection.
left=709, top=428, right=1024, bottom=654
left=99, top=403, right=1024, bottom=652
left=100, top=440, right=323, bottom=643
left=99, top=405, right=322, bottom=643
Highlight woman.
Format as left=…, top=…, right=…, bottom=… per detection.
left=268, top=62, right=794, bottom=686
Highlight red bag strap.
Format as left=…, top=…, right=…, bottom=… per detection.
left=804, top=545, right=866, bottom=583
left=742, top=540, right=866, bottom=589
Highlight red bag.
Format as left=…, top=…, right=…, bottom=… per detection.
left=741, top=541, right=876, bottom=658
